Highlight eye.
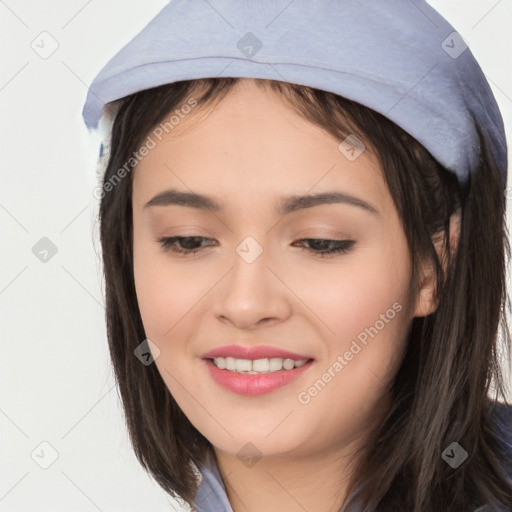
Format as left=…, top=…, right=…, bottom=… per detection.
left=292, top=238, right=355, bottom=257
left=157, top=236, right=217, bottom=256
left=157, top=236, right=355, bottom=258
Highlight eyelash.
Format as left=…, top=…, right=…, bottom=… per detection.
left=156, top=236, right=355, bottom=258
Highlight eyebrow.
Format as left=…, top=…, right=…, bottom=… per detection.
left=143, top=188, right=379, bottom=216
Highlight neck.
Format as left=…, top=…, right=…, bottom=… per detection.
left=214, top=436, right=366, bottom=512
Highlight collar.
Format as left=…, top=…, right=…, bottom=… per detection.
left=191, top=453, right=234, bottom=512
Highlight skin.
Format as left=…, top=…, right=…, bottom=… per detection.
left=131, top=79, right=445, bottom=512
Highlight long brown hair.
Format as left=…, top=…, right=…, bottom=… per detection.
left=96, top=77, right=512, bottom=511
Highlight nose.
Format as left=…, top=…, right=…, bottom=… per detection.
left=212, top=240, right=292, bottom=330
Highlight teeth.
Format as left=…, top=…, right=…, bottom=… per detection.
left=269, top=357, right=283, bottom=371
left=236, top=359, right=252, bottom=372
left=212, top=357, right=309, bottom=373
left=253, top=358, right=270, bottom=372
left=283, top=359, right=295, bottom=370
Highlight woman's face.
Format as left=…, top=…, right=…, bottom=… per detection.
left=132, top=80, right=429, bottom=461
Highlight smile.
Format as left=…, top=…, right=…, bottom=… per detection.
left=204, top=357, right=315, bottom=396
left=211, top=356, right=309, bottom=373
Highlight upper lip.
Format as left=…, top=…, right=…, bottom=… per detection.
left=201, top=345, right=313, bottom=361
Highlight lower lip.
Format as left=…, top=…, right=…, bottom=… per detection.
left=203, top=359, right=314, bottom=396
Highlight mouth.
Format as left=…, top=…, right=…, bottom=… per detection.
left=200, top=345, right=316, bottom=396
left=209, top=356, right=311, bottom=373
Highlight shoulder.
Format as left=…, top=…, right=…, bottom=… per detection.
left=488, top=400, right=512, bottom=461
left=489, top=401, right=512, bottom=435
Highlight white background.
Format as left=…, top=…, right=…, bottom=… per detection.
left=1, top=1, right=511, bottom=511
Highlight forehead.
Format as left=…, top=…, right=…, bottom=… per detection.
left=132, top=80, right=389, bottom=214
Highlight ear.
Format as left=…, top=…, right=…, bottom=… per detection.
left=413, top=208, right=461, bottom=317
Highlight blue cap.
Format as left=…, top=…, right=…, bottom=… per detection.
left=82, top=0, right=507, bottom=187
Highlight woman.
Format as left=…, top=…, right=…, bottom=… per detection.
left=82, top=1, right=512, bottom=510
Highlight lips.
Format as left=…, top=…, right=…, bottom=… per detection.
left=201, top=344, right=313, bottom=360
left=201, top=344, right=315, bottom=396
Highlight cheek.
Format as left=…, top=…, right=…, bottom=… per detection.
left=133, top=234, right=200, bottom=341
left=292, top=238, right=412, bottom=346
left=293, top=238, right=412, bottom=404
left=289, top=283, right=411, bottom=452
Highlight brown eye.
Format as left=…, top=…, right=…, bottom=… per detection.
left=157, top=236, right=216, bottom=255
left=293, top=238, right=355, bottom=257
